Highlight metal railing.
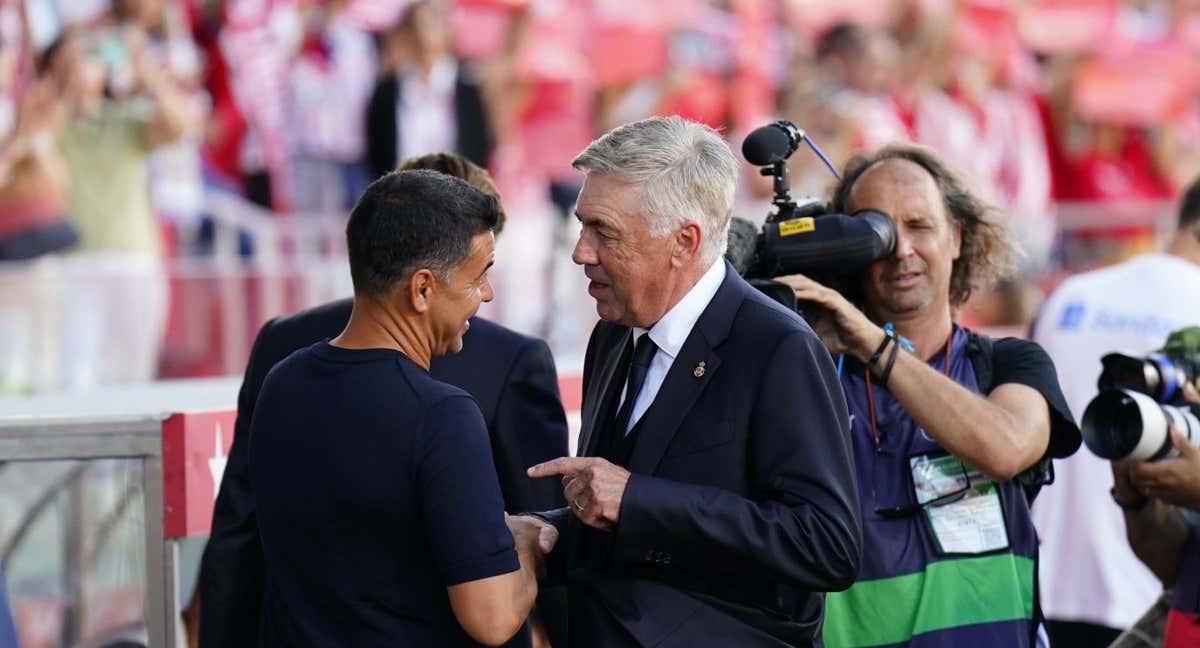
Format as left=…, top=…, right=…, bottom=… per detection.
left=0, top=379, right=239, bottom=648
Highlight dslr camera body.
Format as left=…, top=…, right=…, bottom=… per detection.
left=1081, top=326, right=1200, bottom=462
left=728, top=121, right=896, bottom=307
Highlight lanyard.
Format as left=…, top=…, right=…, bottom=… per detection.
left=864, top=330, right=953, bottom=453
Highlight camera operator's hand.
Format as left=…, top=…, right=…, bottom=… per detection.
left=1183, top=382, right=1200, bottom=405
left=1128, top=425, right=1200, bottom=511
left=1111, top=461, right=1148, bottom=510
left=776, top=274, right=886, bottom=361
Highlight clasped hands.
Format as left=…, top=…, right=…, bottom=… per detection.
left=504, top=514, right=558, bottom=578
left=506, top=457, right=633, bottom=570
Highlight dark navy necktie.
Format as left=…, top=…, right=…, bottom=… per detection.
left=612, top=333, right=659, bottom=438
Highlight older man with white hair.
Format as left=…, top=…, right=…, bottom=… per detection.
left=526, top=116, right=862, bottom=647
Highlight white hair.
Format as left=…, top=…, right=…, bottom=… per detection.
left=572, top=116, right=737, bottom=266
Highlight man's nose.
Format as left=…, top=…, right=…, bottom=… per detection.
left=480, top=276, right=494, bottom=303
left=572, top=233, right=596, bottom=266
left=892, top=232, right=915, bottom=260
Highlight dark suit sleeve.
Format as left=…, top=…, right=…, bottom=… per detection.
left=365, top=78, right=396, bottom=181
left=528, top=507, right=571, bottom=588
left=454, top=65, right=494, bottom=168
left=198, top=321, right=276, bottom=648
left=611, top=330, right=862, bottom=591
left=493, top=340, right=570, bottom=513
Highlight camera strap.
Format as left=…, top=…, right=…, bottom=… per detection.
left=966, top=332, right=994, bottom=394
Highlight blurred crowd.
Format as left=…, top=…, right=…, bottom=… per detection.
left=2, top=0, right=1200, bottom=393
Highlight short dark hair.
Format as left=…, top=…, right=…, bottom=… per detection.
left=397, top=152, right=506, bottom=234
left=346, top=170, right=499, bottom=296
left=831, top=144, right=1017, bottom=307
left=1179, top=175, right=1200, bottom=230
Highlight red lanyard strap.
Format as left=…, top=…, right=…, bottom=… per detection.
left=864, top=331, right=953, bottom=452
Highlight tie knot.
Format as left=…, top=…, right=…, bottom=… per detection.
left=632, top=333, right=658, bottom=370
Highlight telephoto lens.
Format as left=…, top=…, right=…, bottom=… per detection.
left=1081, top=389, right=1200, bottom=461
left=1098, top=352, right=1198, bottom=403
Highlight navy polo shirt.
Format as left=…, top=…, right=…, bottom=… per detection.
left=250, top=342, right=520, bottom=647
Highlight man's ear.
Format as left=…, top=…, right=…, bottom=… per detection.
left=408, top=269, right=437, bottom=313
left=671, top=222, right=703, bottom=268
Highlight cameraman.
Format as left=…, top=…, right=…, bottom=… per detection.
left=778, top=144, right=1080, bottom=648
left=1112, top=383, right=1200, bottom=647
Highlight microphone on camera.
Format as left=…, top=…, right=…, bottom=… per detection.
left=724, top=216, right=760, bottom=276
left=741, top=121, right=806, bottom=166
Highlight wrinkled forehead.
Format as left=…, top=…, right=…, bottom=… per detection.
left=577, top=173, right=644, bottom=223
left=846, top=159, right=948, bottom=224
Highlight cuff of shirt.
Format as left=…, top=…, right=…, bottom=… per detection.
left=441, top=548, right=520, bottom=586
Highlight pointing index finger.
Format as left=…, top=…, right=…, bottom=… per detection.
left=527, top=456, right=594, bottom=478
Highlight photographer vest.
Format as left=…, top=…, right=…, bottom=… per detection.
left=823, top=326, right=1041, bottom=648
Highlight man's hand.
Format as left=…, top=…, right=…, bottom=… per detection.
left=1111, top=460, right=1146, bottom=508
left=1129, top=427, right=1200, bottom=510
left=505, top=514, right=559, bottom=579
left=527, top=457, right=631, bottom=531
left=775, top=274, right=885, bottom=361
left=506, top=514, right=559, bottom=554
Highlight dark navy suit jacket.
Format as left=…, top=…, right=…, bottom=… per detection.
left=543, top=262, right=862, bottom=647
left=198, top=298, right=569, bottom=647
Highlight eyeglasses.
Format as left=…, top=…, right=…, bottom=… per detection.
left=873, top=458, right=972, bottom=520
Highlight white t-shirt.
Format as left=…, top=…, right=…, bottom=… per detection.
left=1032, top=253, right=1200, bottom=628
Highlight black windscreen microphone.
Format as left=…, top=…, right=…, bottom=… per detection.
left=724, top=217, right=760, bottom=276
left=741, top=121, right=805, bottom=166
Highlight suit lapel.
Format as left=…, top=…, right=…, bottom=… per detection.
left=625, top=336, right=721, bottom=475
left=578, top=329, right=632, bottom=457
left=627, top=262, right=747, bottom=474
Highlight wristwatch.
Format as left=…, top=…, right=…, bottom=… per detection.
left=1110, top=486, right=1150, bottom=512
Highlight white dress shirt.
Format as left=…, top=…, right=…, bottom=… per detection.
left=396, top=57, right=457, bottom=162
left=619, top=260, right=727, bottom=434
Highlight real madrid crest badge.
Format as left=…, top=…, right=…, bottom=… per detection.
left=693, top=361, right=706, bottom=378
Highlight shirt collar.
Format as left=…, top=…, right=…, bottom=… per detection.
left=635, top=260, right=726, bottom=360
left=400, top=57, right=456, bottom=94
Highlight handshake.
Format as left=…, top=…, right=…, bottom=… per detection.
left=505, top=513, right=559, bottom=577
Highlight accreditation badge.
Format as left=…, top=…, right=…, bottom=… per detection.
left=909, top=454, right=1010, bottom=555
